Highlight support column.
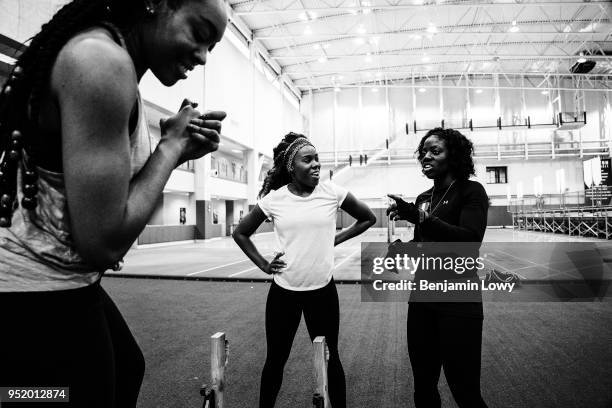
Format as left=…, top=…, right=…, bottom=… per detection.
left=605, top=85, right=612, bottom=157
left=358, top=86, right=364, bottom=155
left=246, top=150, right=263, bottom=206
left=438, top=74, right=444, bottom=126
left=494, top=74, right=501, bottom=160
left=333, top=88, right=338, bottom=166
left=411, top=73, right=417, bottom=135
left=465, top=75, right=471, bottom=130
left=308, top=89, right=314, bottom=138
left=195, top=155, right=213, bottom=239
left=521, top=75, right=528, bottom=159
left=385, top=81, right=391, bottom=165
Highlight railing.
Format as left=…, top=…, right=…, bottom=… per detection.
left=177, top=160, right=195, bottom=172
left=212, top=170, right=248, bottom=183
left=319, top=140, right=611, bottom=165
left=211, top=156, right=248, bottom=183
left=408, top=112, right=586, bottom=134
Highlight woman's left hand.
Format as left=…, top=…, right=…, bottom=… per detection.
left=387, top=194, right=421, bottom=224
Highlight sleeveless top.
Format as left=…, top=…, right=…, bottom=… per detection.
left=0, top=26, right=153, bottom=292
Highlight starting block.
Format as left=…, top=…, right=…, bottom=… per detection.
left=201, top=332, right=229, bottom=408
left=312, top=336, right=331, bottom=408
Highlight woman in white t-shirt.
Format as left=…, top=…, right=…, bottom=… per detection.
left=233, top=132, right=376, bottom=408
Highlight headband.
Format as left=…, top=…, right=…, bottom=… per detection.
left=284, top=137, right=314, bottom=173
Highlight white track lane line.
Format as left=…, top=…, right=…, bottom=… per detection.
left=187, top=252, right=272, bottom=276
left=229, top=266, right=259, bottom=277
left=187, top=259, right=251, bottom=276
left=333, top=248, right=360, bottom=270
left=229, top=248, right=361, bottom=278
left=189, top=252, right=275, bottom=277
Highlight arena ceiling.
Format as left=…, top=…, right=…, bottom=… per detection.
left=225, top=0, right=612, bottom=96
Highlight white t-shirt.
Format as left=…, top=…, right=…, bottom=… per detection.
left=258, top=181, right=348, bottom=291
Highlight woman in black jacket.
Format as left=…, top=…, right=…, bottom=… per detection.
left=387, top=127, right=489, bottom=408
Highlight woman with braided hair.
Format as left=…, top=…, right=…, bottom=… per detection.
left=233, top=132, right=376, bottom=408
left=0, top=0, right=227, bottom=406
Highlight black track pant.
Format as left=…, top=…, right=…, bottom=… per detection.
left=259, top=279, right=346, bottom=408
left=407, top=302, right=488, bottom=408
left=0, top=281, right=145, bottom=407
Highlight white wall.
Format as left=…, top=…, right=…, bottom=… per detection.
left=211, top=198, right=226, bottom=233
left=0, top=0, right=67, bottom=42
left=163, top=193, right=195, bottom=225
left=334, top=157, right=584, bottom=205
left=209, top=177, right=248, bottom=200
left=204, top=30, right=304, bottom=157
left=165, top=169, right=195, bottom=193
left=304, top=80, right=611, bottom=154
left=232, top=199, right=248, bottom=225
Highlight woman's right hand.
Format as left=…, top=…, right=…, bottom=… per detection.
left=264, top=252, right=286, bottom=274
left=159, top=98, right=226, bottom=165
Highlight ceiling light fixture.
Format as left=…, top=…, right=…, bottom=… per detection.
left=419, top=87, right=426, bottom=93
left=304, top=26, right=313, bottom=36
left=577, top=52, right=587, bottom=63
left=362, top=1, right=372, bottom=14
left=509, top=20, right=519, bottom=33
left=318, top=56, right=328, bottom=63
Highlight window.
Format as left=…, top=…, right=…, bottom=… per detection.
left=486, top=166, right=507, bottom=184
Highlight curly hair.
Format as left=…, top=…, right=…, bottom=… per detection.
left=415, top=127, right=475, bottom=181
left=0, top=0, right=191, bottom=227
left=258, top=132, right=310, bottom=198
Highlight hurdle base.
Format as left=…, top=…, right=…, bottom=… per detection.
left=200, top=385, right=215, bottom=408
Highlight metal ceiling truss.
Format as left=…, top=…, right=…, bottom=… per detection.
left=225, top=0, right=612, bottom=98
left=232, top=0, right=611, bottom=15
left=294, top=71, right=612, bottom=92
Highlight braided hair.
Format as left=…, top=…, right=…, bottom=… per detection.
left=258, top=132, right=312, bottom=198
left=416, top=127, right=476, bottom=181
left=0, top=0, right=189, bottom=227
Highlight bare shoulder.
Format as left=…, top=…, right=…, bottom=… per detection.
left=52, top=27, right=137, bottom=110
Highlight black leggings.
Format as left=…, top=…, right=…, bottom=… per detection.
left=260, top=280, right=346, bottom=408
left=0, top=281, right=145, bottom=407
left=407, top=302, right=488, bottom=408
